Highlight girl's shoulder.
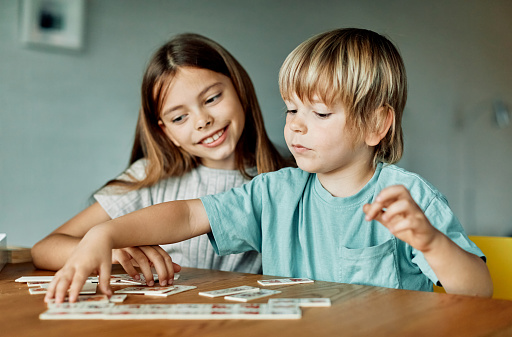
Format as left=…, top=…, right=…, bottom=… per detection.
left=121, top=158, right=149, bottom=181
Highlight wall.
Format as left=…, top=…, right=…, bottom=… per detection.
left=1, top=0, right=511, bottom=247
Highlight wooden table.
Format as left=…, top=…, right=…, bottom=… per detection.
left=2, top=262, right=512, bottom=337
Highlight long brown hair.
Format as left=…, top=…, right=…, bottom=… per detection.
left=109, top=33, right=290, bottom=190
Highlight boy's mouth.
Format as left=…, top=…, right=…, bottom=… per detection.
left=291, top=144, right=311, bottom=152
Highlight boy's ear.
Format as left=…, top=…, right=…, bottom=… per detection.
left=365, top=106, right=394, bottom=147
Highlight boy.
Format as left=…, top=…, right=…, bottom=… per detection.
left=46, top=28, right=492, bottom=303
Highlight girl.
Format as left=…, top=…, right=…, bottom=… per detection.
left=31, top=33, right=290, bottom=286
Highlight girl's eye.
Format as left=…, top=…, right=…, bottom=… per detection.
left=172, top=115, right=187, bottom=124
left=205, top=93, right=222, bottom=104
left=286, top=109, right=297, bottom=114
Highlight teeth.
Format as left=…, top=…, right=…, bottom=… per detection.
left=202, top=129, right=224, bottom=144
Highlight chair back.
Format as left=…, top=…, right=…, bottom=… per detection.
left=433, top=235, right=512, bottom=300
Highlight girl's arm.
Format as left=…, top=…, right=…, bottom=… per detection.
left=45, top=199, right=210, bottom=303
left=32, top=202, right=180, bottom=286
left=363, top=185, right=493, bottom=297
left=32, top=202, right=111, bottom=270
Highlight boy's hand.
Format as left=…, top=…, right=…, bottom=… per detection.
left=363, top=185, right=442, bottom=253
left=44, top=228, right=113, bottom=303
left=112, top=246, right=181, bottom=287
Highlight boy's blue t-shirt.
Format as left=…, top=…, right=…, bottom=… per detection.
left=200, top=163, right=484, bottom=291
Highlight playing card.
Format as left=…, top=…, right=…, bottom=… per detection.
left=30, top=283, right=97, bottom=295
left=144, top=285, right=197, bottom=297
left=109, top=294, right=128, bottom=303
left=109, top=273, right=180, bottom=285
left=27, top=281, right=50, bottom=287
left=224, top=289, right=281, bottom=302
left=29, top=287, right=48, bottom=295
left=39, top=303, right=113, bottom=320
left=16, top=276, right=98, bottom=283
left=198, top=285, right=259, bottom=298
left=234, top=303, right=302, bottom=319
left=46, top=295, right=109, bottom=307
left=268, top=298, right=331, bottom=307
left=257, top=278, right=314, bottom=286
left=47, top=301, right=115, bottom=310
left=113, top=285, right=175, bottom=295
left=78, top=282, right=98, bottom=294
left=39, top=303, right=302, bottom=320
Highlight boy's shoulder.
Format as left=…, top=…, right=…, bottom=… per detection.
left=258, top=166, right=311, bottom=182
left=249, top=167, right=312, bottom=192
left=379, top=164, right=447, bottom=203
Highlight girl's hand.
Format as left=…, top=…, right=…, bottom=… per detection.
left=363, top=185, right=442, bottom=253
left=112, top=246, right=181, bottom=287
left=44, top=228, right=113, bottom=303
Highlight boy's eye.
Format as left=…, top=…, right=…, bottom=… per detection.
left=315, top=112, right=331, bottom=119
left=205, top=93, right=222, bottom=104
left=286, top=110, right=297, bottom=114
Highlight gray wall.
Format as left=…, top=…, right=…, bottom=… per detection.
left=1, top=0, right=511, bottom=247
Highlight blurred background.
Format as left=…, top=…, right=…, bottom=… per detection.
left=1, top=0, right=511, bottom=247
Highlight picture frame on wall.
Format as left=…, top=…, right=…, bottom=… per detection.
left=19, top=0, right=86, bottom=51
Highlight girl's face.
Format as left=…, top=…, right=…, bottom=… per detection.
left=158, top=67, right=245, bottom=170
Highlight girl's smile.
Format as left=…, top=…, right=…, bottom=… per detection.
left=199, top=125, right=228, bottom=147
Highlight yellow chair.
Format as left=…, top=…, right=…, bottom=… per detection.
left=433, top=235, right=512, bottom=300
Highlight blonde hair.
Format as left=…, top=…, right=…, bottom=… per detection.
left=279, top=28, right=407, bottom=166
left=107, top=33, right=290, bottom=190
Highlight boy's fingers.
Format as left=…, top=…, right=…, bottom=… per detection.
left=380, top=199, right=410, bottom=221
left=364, top=201, right=386, bottom=221
left=98, top=263, right=112, bottom=297
left=68, top=272, right=89, bottom=303
left=376, top=185, right=410, bottom=203
left=44, top=276, right=60, bottom=303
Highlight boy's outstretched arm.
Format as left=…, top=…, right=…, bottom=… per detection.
left=44, top=199, right=210, bottom=303
left=363, top=185, right=493, bottom=297
left=32, top=202, right=181, bottom=287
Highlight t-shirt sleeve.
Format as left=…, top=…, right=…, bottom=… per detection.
left=93, top=160, right=153, bottom=219
left=411, top=195, right=485, bottom=285
left=201, top=175, right=264, bottom=256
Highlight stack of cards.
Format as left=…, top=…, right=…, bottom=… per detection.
left=40, top=303, right=302, bottom=320
left=15, top=276, right=98, bottom=295
left=114, top=285, right=197, bottom=297
left=45, top=294, right=128, bottom=306
left=110, top=273, right=180, bottom=285
left=268, top=298, right=331, bottom=307
left=257, top=278, right=314, bottom=286
left=15, top=276, right=98, bottom=284
left=198, top=285, right=281, bottom=302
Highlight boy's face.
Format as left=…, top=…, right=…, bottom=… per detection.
left=283, top=94, right=373, bottom=176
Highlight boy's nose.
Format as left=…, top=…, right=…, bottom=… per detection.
left=288, top=116, right=307, bottom=133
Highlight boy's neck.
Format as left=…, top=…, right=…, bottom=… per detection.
left=316, top=160, right=376, bottom=198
